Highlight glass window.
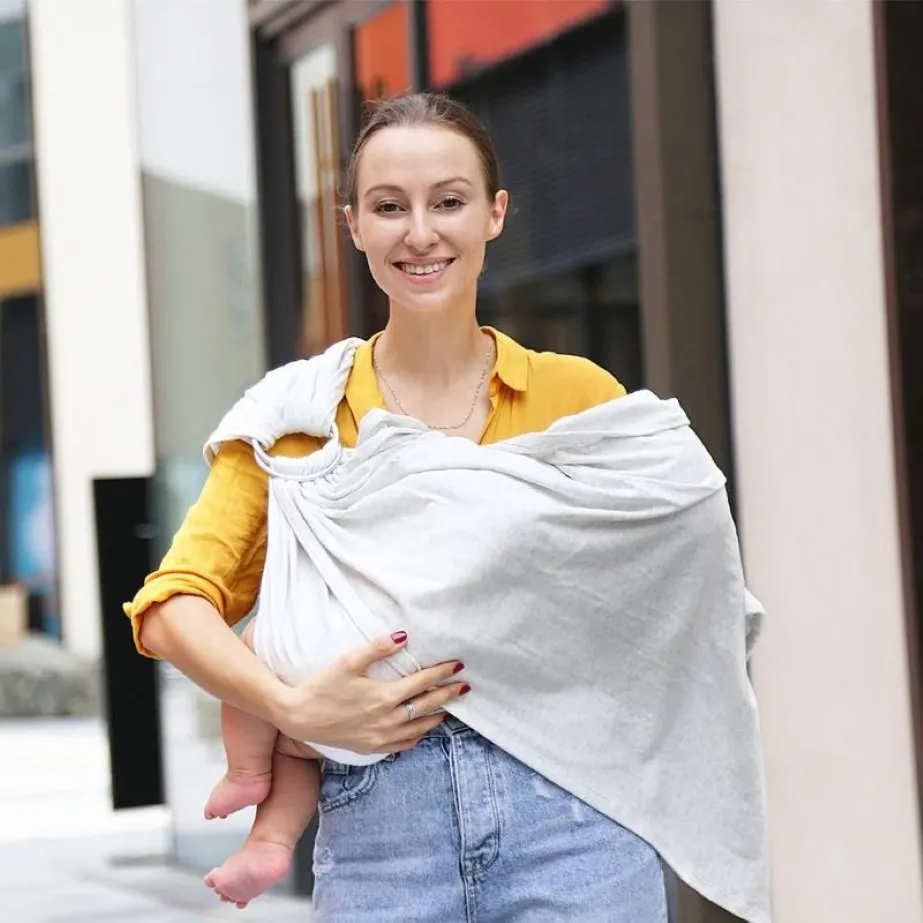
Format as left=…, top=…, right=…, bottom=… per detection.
left=479, top=256, right=642, bottom=392
left=0, top=18, right=29, bottom=149
left=0, top=157, right=31, bottom=224
left=0, top=17, right=32, bottom=225
left=354, top=2, right=411, bottom=101
left=427, top=0, right=611, bottom=87
left=0, top=294, right=58, bottom=637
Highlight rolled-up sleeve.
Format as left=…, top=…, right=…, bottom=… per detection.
left=123, top=439, right=272, bottom=658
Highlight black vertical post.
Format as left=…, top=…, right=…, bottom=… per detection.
left=409, top=0, right=430, bottom=92
left=252, top=32, right=302, bottom=368
left=94, top=476, right=164, bottom=809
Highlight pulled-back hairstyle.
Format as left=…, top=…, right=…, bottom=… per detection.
left=344, top=93, right=502, bottom=208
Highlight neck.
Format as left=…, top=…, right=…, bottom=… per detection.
left=376, top=303, right=488, bottom=387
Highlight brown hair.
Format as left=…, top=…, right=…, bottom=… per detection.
left=344, top=92, right=502, bottom=208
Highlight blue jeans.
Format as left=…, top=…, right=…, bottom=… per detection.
left=313, top=717, right=668, bottom=922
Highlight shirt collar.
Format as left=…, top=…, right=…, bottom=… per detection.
left=486, top=326, right=529, bottom=393
left=344, top=326, right=530, bottom=424
left=344, top=333, right=387, bottom=426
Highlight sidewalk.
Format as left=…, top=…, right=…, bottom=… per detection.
left=0, top=717, right=314, bottom=921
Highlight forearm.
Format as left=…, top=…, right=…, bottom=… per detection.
left=140, top=595, right=288, bottom=725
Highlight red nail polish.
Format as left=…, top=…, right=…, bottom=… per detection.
left=391, top=631, right=408, bottom=644
left=460, top=684, right=471, bottom=695
left=453, top=662, right=465, bottom=674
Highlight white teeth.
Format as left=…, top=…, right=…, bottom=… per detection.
left=399, top=260, right=449, bottom=276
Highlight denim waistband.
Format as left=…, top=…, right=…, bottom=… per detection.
left=426, top=713, right=474, bottom=738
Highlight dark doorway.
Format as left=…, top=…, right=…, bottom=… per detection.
left=876, top=0, right=923, bottom=826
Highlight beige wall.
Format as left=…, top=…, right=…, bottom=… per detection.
left=713, top=1, right=923, bottom=920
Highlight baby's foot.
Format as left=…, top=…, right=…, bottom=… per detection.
left=204, top=838, right=293, bottom=909
left=204, top=769, right=272, bottom=820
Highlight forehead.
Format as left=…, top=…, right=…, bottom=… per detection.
left=357, top=125, right=482, bottom=194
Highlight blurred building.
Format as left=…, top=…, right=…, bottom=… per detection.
left=0, top=0, right=55, bottom=643
left=5, top=0, right=923, bottom=921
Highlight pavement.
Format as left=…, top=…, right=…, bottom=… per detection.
left=0, top=717, right=314, bottom=922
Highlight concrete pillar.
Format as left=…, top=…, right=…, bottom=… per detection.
left=713, top=1, right=923, bottom=918
left=29, top=0, right=155, bottom=659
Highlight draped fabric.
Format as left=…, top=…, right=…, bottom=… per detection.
left=205, top=339, right=770, bottom=922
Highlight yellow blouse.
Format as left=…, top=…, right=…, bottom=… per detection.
left=125, top=329, right=626, bottom=656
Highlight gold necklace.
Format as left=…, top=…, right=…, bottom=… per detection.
left=372, top=337, right=494, bottom=431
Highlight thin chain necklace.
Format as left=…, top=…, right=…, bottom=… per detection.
left=372, top=336, right=494, bottom=431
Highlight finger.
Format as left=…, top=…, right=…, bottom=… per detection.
left=387, top=660, right=466, bottom=704
left=378, top=712, right=446, bottom=748
left=338, top=631, right=409, bottom=675
left=396, top=682, right=470, bottom=723
left=385, top=736, right=426, bottom=753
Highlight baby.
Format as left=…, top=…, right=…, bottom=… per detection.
left=201, top=620, right=323, bottom=909
left=202, top=622, right=467, bottom=909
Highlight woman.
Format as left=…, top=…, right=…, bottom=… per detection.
left=127, top=93, right=767, bottom=922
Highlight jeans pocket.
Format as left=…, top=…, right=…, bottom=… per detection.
left=319, top=758, right=387, bottom=813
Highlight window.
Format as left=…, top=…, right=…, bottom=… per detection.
left=428, top=0, right=611, bottom=87
left=354, top=2, right=410, bottom=101
left=0, top=16, right=33, bottom=225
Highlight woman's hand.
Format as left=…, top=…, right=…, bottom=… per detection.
left=268, top=631, right=469, bottom=754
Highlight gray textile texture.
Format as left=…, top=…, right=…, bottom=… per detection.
left=206, top=339, right=771, bottom=923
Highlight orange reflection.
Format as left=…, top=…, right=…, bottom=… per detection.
left=355, top=3, right=411, bottom=101
left=428, top=0, right=610, bottom=87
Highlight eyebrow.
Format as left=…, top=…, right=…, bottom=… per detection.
left=363, top=177, right=474, bottom=198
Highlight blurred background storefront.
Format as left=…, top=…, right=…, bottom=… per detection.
left=6, top=1, right=923, bottom=921
left=0, top=0, right=56, bottom=644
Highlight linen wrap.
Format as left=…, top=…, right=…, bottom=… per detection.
left=205, top=338, right=770, bottom=923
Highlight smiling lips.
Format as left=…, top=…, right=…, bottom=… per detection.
left=394, top=258, right=455, bottom=281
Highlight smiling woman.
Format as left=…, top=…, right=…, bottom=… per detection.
left=127, top=91, right=766, bottom=923
left=339, top=94, right=510, bottom=439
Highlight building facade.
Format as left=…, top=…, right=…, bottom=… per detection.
left=7, top=0, right=923, bottom=920
left=0, top=0, right=54, bottom=643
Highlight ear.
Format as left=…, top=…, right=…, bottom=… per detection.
left=343, top=205, right=365, bottom=251
left=486, top=189, right=509, bottom=242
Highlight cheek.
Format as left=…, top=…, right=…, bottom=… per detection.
left=355, top=219, right=393, bottom=261
left=453, top=210, right=495, bottom=246
left=363, top=251, right=390, bottom=286
left=361, top=246, right=401, bottom=296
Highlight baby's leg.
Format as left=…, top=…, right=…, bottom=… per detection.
left=204, top=745, right=321, bottom=908
left=204, top=620, right=279, bottom=820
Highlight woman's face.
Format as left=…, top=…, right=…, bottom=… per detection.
left=345, top=125, right=508, bottom=315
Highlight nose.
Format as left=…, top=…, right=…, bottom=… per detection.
left=403, top=207, right=439, bottom=251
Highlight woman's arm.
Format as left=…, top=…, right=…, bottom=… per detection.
left=143, top=594, right=468, bottom=750
left=140, top=594, right=289, bottom=724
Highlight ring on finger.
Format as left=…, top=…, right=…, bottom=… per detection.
left=404, top=699, right=417, bottom=722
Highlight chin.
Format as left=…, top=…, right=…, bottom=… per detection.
left=384, top=281, right=474, bottom=315
left=392, top=290, right=458, bottom=314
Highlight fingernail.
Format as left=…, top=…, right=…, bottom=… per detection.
left=453, top=662, right=465, bottom=674
left=460, top=684, right=471, bottom=695
left=391, top=631, right=408, bottom=644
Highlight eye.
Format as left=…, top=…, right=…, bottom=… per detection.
left=438, top=196, right=465, bottom=211
left=374, top=201, right=403, bottom=215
